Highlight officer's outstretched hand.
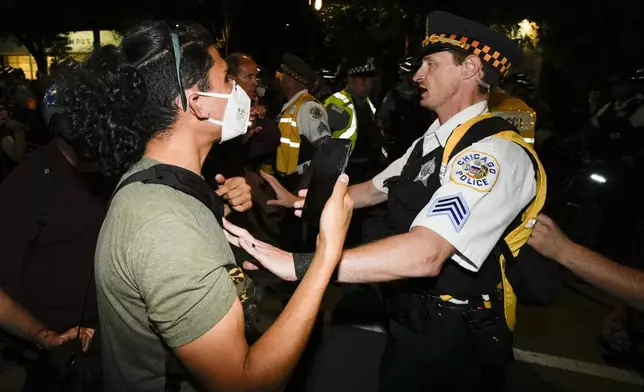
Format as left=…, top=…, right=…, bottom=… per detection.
left=224, top=174, right=353, bottom=281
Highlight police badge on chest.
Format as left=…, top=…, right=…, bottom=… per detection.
left=414, top=157, right=436, bottom=187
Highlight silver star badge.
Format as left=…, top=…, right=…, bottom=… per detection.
left=414, top=157, right=436, bottom=187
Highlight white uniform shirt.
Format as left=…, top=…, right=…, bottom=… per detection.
left=279, top=89, right=331, bottom=144
left=372, top=100, right=536, bottom=272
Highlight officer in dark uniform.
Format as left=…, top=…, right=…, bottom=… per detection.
left=230, top=11, right=542, bottom=391
left=378, top=57, right=437, bottom=161
left=325, top=55, right=386, bottom=184
left=590, top=69, right=644, bottom=160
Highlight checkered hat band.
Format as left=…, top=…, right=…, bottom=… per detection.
left=281, top=64, right=309, bottom=84
left=422, top=33, right=512, bottom=76
left=347, top=64, right=376, bottom=76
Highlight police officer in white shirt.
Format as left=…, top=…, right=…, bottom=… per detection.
left=225, top=11, right=535, bottom=391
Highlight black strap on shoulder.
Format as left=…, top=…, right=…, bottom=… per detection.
left=110, top=164, right=226, bottom=392
left=448, top=116, right=539, bottom=173
left=448, top=116, right=518, bottom=162
left=110, top=164, right=225, bottom=226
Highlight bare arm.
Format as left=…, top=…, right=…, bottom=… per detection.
left=0, top=288, right=93, bottom=350
left=175, top=175, right=353, bottom=392
left=337, top=226, right=455, bottom=283
left=262, top=170, right=387, bottom=210
left=528, top=215, right=644, bottom=312
left=176, top=247, right=340, bottom=391
left=561, top=243, right=644, bottom=311
left=347, top=180, right=387, bottom=209
left=236, top=224, right=455, bottom=284
left=0, top=288, right=48, bottom=343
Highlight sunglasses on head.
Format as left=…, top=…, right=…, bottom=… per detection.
left=166, top=22, right=188, bottom=112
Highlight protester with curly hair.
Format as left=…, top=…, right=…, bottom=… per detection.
left=57, top=21, right=354, bottom=392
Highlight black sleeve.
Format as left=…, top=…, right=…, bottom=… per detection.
left=326, top=103, right=351, bottom=132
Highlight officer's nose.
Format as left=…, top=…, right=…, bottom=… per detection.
left=413, top=67, right=424, bottom=84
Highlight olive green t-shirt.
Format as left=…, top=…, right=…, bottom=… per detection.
left=96, top=158, right=237, bottom=392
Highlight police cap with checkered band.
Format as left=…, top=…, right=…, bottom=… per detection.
left=281, top=53, right=317, bottom=86
left=422, top=11, right=523, bottom=85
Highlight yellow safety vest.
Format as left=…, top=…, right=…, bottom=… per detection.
left=324, top=90, right=376, bottom=153
left=275, top=92, right=318, bottom=175
left=489, top=88, right=536, bottom=145
left=442, top=113, right=547, bottom=331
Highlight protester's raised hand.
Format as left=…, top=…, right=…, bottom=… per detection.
left=317, top=174, right=353, bottom=256
left=261, top=171, right=304, bottom=208
left=527, top=214, right=572, bottom=261
left=215, top=175, right=253, bottom=213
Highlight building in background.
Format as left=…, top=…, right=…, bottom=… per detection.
left=0, top=30, right=122, bottom=79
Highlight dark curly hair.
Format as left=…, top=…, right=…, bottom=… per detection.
left=57, top=21, right=215, bottom=177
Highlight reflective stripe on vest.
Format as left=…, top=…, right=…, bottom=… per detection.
left=279, top=118, right=298, bottom=128
left=325, top=91, right=358, bottom=152
left=276, top=92, right=318, bottom=175
left=280, top=137, right=300, bottom=148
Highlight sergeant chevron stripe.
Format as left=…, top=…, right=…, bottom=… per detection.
left=427, top=193, right=470, bottom=232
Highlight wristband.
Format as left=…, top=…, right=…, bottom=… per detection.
left=293, top=252, right=314, bottom=280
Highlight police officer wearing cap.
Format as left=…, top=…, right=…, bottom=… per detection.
left=230, top=11, right=545, bottom=391
left=273, top=53, right=331, bottom=190
left=325, top=56, right=385, bottom=184
left=378, top=57, right=437, bottom=161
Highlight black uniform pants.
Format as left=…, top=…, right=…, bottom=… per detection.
left=379, top=311, right=510, bottom=392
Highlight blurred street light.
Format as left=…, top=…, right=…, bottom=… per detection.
left=518, top=19, right=536, bottom=38
left=314, top=0, right=322, bottom=11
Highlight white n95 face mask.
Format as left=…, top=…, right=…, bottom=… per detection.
left=197, top=82, right=251, bottom=143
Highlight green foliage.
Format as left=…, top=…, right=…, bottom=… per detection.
left=319, top=0, right=409, bottom=60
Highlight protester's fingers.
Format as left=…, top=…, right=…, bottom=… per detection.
left=298, top=189, right=308, bottom=198
left=224, top=230, right=240, bottom=248
left=222, top=218, right=254, bottom=241
left=215, top=174, right=226, bottom=185
left=243, top=261, right=260, bottom=271
left=233, top=201, right=253, bottom=213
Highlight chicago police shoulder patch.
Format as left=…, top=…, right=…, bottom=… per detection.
left=427, top=193, right=470, bottom=232
left=309, top=105, right=324, bottom=120
left=450, top=149, right=499, bottom=192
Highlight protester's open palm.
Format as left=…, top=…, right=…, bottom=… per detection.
left=223, top=219, right=297, bottom=281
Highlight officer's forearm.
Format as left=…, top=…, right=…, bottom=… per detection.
left=337, top=227, right=454, bottom=283
left=348, top=181, right=387, bottom=209
left=559, top=243, right=644, bottom=312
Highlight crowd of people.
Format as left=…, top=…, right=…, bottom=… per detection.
left=0, top=9, right=642, bottom=392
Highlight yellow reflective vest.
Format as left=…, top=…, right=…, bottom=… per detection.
left=324, top=90, right=376, bottom=153
left=275, top=92, right=318, bottom=175
left=442, top=113, right=547, bottom=331
left=489, top=88, right=536, bottom=145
